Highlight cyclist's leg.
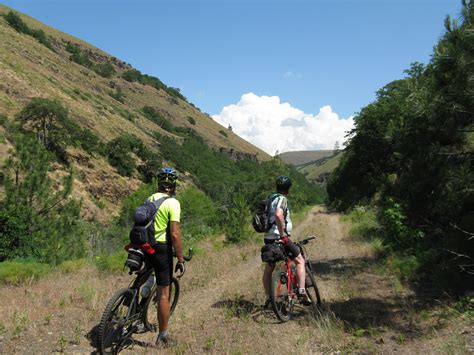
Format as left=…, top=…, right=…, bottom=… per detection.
left=285, top=240, right=305, bottom=290
left=156, top=285, right=170, bottom=332
left=294, top=254, right=306, bottom=290
left=263, top=262, right=275, bottom=300
left=148, top=244, right=172, bottom=334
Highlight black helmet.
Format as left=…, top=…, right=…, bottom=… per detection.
left=158, top=167, right=178, bottom=189
left=276, top=175, right=292, bottom=191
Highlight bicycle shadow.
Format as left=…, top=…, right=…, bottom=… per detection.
left=85, top=324, right=100, bottom=354
left=308, top=257, right=373, bottom=279
left=86, top=324, right=154, bottom=354
left=212, top=298, right=312, bottom=324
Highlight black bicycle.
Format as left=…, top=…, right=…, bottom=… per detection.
left=271, top=236, right=322, bottom=322
left=97, top=248, right=193, bottom=354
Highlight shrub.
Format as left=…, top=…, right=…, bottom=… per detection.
left=386, top=254, right=421, bottom=281
left=142, top=106, right=174, bottom=132
left=66, top=43, right=92, bottom=67
left=107, top=141, right=136, bottom=176
left=94, top=62, right=115, bottom=78
left=187, top=116, right=196, bottom=125
left=219, top=130, right=228, bottom=137
left=5, top=11, right=30, bottom=34
left=108, top=88, right=125, bottom=102
left=122, top=69, right=142, bottom=82
left=30, top=29, right=53, bottom=49
left=342, top=205, right=380, bottom=241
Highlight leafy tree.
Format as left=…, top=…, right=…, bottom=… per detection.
left=16, top=98, right=69, bottom=160
left=106, top=137, right=136, bottom=176
left=0, top=134, right=85, bottom=264
left=327, top=1, right=474, bottom=287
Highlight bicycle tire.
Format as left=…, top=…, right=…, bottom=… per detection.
left=305, top=264, right=322, bottom=306
left=97, top=288, right=135, bottom=355
left=142, top=277, right=180, bottom=331
left=271, top=267, right=296, bottom=322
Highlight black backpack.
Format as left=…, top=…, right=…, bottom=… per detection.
left=252, top=193, right=282, bottom=233
left=129, top=196, right=168, bottom=246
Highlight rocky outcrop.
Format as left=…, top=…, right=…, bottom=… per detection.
left=218, top=147, right=257, bottom=161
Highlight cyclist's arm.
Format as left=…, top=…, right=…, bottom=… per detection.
left=170, top=221, right=185, bottom=263
left=275, top=207, right=286, bottom=237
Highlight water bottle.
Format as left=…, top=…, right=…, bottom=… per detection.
left=141, top=274, right=155, bottom=298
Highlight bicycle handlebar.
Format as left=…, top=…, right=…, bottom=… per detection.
left=183, top=248, right=193, bottom=262
left=173, top=247, right=193, bottom=262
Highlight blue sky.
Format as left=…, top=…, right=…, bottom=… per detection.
left=2, top=0, right=461, bottom=153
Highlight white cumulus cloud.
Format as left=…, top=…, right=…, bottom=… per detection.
left=212, top=92, right=354, bottom=155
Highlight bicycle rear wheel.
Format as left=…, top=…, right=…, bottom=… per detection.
left=305, top=264, right=322, bottom=306
left=97, top=288, right=135, bottom=355
left=142, top=277, right=180, bottom=331
left=271, top=267, right=296, bottom=322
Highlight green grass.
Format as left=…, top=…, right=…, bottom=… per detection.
left=0, top=259, right=51, bottom=285
left=93, top=250, right=127, bottom=272
left=58, top=258, right=87, bottom=273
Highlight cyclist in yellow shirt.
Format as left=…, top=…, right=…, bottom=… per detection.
left=146, top=167, right=185, bottom=347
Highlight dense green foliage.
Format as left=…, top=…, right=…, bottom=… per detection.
left=328, top=1, right=474, bottom=289
left=66, top=43, right=93, bottom=67
left=66, top=43, right=116, bottom=78
left=158, top=130, right=324, bottom=242
left=0, top=132, right=86, bottom=264
left=121, top=69, right=188, bottom=101
left=5, top=11, right=53, bottom=50
left=93, top=62, right=116, bottom=78
left=106, top=134, right=162, bottom=182
left=16, top=98, right=105, bottom=160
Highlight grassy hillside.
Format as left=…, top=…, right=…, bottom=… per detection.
left=298, top=153, right=342, bottom=182
left=0, top=5, right=269, bottom=221
left=278, top=150, right=333, bottom=166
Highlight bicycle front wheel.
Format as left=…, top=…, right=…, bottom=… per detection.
left=143, top=277, right=180, bottom=331
left=305, top=264, right=322, bottom=306
left=271, top=267, right=296, bottom=322
left=97, top=288, right=134, bottom=355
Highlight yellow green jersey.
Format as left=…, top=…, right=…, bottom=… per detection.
left=147, top=192, right=181, bottom=244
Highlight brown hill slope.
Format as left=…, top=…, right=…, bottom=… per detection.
left=278, top=150, right=333, bottom=166
left=298, top=152, right=342, bottom=182
left=0, top=5, right=270, bottom=221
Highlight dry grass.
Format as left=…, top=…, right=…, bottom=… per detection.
left=0, top=207, right=471, bottom=354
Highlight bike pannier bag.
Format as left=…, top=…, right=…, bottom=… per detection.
left=124, top=247, right=145, bottom=272
left=260, top=243, right=285, bottom=263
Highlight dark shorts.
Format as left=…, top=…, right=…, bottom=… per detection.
left=146, top=243, right=173, bottom=286
left=264, top=238, right=300, bottom=260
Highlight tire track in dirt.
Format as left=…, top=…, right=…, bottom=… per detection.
left=154, top=205, right=356, bottom=353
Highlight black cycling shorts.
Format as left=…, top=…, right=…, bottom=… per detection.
left=146, top=243, right=173, bottom=286
left=264, top=238, right=300, bottom=260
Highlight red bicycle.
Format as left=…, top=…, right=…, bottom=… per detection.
left=271, top=236, right=322, bottom=322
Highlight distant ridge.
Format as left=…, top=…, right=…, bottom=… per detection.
left=278, top=150, right=333, bottom=166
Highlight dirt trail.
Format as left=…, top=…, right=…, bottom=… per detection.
left=0, top=206, right=472, bottom=354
